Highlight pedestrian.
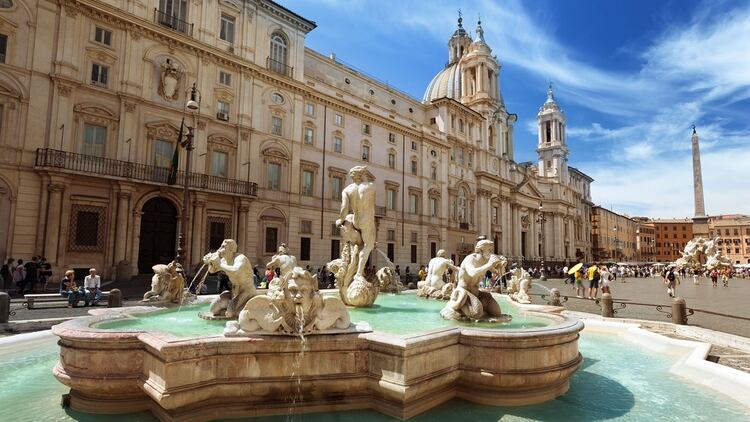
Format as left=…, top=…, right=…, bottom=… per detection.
left=587, top=264, right=600, bottom=300
left=252, top=266, right=259, bottom=287
left=13, top=259, right=26, bottom=294
left=692, top=269, right=699, bottom=285
left=0, top=258, right=13, bottom=291
left=710, top=269, right=718, bottom=286
left=600, top=266, right=612, bottom=294
left=665, top=267, right=678, bottom=298
left=562, top=265, right=569, bottom=284
left=23, top=257, right=39, bottom=294
left=721, top=269, right=729, bottom=287
left=574, top=268, right=584, bottom=298
left=418, top=265, right=427, bottom=281
left=60, top=270, right=84, bottom=308
left=83, top=268, right=102, bottom=306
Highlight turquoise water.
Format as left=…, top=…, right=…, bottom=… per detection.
left=1, top=331, right=748, bottom=421
left=95, top=294, right=549, bottom=337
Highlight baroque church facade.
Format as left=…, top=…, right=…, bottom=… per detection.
left=0, top=0, right=592, bottom=280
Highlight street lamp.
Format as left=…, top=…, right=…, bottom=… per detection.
left=175, top=83, right=201, bottom=267
left=537, top=202, right=547, bottom=281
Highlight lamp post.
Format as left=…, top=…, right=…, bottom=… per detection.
left=537, top=202, right=547, bottom=281
left=175, top=83, right=201, bottom=267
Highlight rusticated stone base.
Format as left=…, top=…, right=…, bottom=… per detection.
left=52, top=309, right=583, bottom=421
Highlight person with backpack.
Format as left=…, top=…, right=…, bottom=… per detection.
left=665, top=267, right=679, bottom=298
left=587, top=264, right=600, bottom=300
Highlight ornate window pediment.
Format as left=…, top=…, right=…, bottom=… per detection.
left=428, top=187, right=441, bottom=197
left=145, top=120, right=180, bottom=140
left=300, top=160, right=319, bottom=172
left=328, top=166, right=347, bottom=178
left=74, top=103, right=118, bottom=121
left=85, top=47, right=118, bottom=64
left=218, top=0, right=242, bottom=13
left=262, top=145, right=289, bottom=164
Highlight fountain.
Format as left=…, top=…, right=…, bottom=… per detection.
left=508, top=265, right=534, bottom=304
left=674, top=236, right=733, bottom=271
left=140, top=260, right=191, bottom=304
left=417, top=249, right=457, bottom=300
left=199, top=238, right=256, bottom=319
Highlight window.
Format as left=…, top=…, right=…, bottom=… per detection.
left=220, top=14, right=235, bottom=43
left=334, top=113, right=344, bottom=126
left=271, top=116, right=282, bottom=135
left=387, top=243, right=395, bottom=262
left=305, top=102, right=315, bottom=116
left=388, top=152, right=396, bottom=169
left=270, top=33, right=288, bottom=67
left=303, top=127, right=314, bottom=145
left=386, top=189, right=396, bottom=210
left=301, top=170, right=314, bottom=196
left=265, top=227, right=278, bottom=254
left=387, top=229, right=396, bottom=241
left=94, top=27, right=112, bottom=46
left=411, top=160, right=417, bottom=175
left=300, top=220, right=312, bottom=234
left=411, top=141, right=417, bottom=150
left=208, top=220, right=227, bottom=251
left=331, top=176, right=343, bottom=200
left=219, top=71, right=232, bottom=86
left=69, top=205, right=106, bottom=251
left=331, top=239, right=340, bottom=261
left=271, top=93, right=284, bottom=104
left=459, top=119, right=464, bottom=132
left=333, top=136, right=342, bottom=153
left=0, top=34, right=5, bottom=63
left=83, top=124, right=106, bottom=157
left=153, top=139, right=173, bottom=168
left=388, top=133, right=396, bottom=143
left=266, top=162, right=281, bottom=191
left=410, top=232, right=418, bottom=243
left=362, top=144, right=370, bottom=161
left=362, top=123, right=371, bottom=135
left=409, top=194, right=418, bottom=214
left=430, top=197, right=438, bottom=217
left=210, top=151, right=228, bottom=177
left=300, top=237, right=311, bottom=261
left=90, top=63, right=108, bottom=87
left=411, top=244, right=417, bottom=263
left=217, top=100, right=230, bottom=120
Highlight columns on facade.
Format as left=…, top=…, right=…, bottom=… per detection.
left=501, top=199, right=511, bottom=255
left=553, top=213, right=564, bottom=259
left=237, top=202, right=250, bottom=253
left=43, top=182, right=66, bottom=265
left=511, top=205, right=521, bottom=258
left=477, top=189, right=492, bottom=238
left=190, top=196, right=206, bottom=266
left=113, top=190, right=132, bottom=264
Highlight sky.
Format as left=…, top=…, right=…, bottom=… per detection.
left=285, top=0, right=750, bottom=219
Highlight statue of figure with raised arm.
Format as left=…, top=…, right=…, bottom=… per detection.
left=265, top=243, right=297, bottom=299
left=202, top=239, right=256, bottom=319
left=336, top=166, right=376, bottom=281
left=440, top=239, right=511, bottom=321
left=418, top=249, right=459, bottom=300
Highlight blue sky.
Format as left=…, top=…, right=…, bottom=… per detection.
left=285, top=0, right=750, bottom=218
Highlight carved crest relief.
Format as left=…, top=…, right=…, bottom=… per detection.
left=158, top=58, right=182, bottom=101
left=521, top=214, right=530, bottom=229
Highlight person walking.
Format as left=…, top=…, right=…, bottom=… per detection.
left=0, top=258, right=13, bottom=291
left=574, top=268, right=585, bottom=298
left=587, top=264, right=600, bottom=300
left=665, top=267, right=679, bottom=298
left=721, top=269, right=729, bottom=287
left=12, top=259, right=26, bottom=294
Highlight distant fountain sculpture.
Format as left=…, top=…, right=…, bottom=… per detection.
left=225, top=267, right=352, bottom=335
left=265, top=243, right=297, bottom=299
left=417, top=249, right=458, bottom=300
left=674, top=237, right=732, bottom=271
left=201, top=239, right=256, bottom=319
left=141, top=261, right=189, bottom=304
left=508, top=266, right=533, bottom=304
left=327, top=166, right=379, bottom=307
left=377, top=266, right=404, bottom=293
left=441, top=239, right=511, bottom=321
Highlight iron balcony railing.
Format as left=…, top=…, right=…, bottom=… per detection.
left=267, top=57, right=293, bottom=78
left=154, top=9, right=194, bottom=36
left=35, top=148, right=257, bottom=197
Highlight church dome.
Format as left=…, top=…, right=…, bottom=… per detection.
left=422, top=62, right=462, bottom=103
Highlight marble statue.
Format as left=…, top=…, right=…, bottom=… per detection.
left=226, top=267, right=351, bottom=336
left=328, top=166, right=379, bottom=307
left=418, top=249, right=459, bottom=300
left=674, top=236, right=732, bottom=271
left=548, top=288, right=563, bottom=307
left=202, top=239, right=256, bottom=319
left=508, top=266, right=533, bottom=304
left=141, top=261, right=187, bottom=304
left=377, top=266, right=404, bottom=293
left=440, top=239, right=511, bottom=322
left=265, top=243, right=297, bottom=299
left=158, top=58, right=182, bottom=101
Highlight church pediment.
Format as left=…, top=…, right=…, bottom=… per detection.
left=519, top=181, right=543, bottom=199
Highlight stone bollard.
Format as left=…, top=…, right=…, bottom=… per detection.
left=108, top=289, right=122, bottom=308
left=600, top=293, right=614, bottom=318
left=672, top=297, right=687, bottom=325
left=0, top=292, right=10, bottom=323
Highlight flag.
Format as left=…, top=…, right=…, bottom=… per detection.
left=167, top=118, right=184, bottom=185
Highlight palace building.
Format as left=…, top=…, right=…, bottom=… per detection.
left=0, top=0, right=592, bottom=280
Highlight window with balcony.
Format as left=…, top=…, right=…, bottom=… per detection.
left=94, top=27, right=112, bottom=46
left=90, top=63, right=108, bottom=87
left=210, top=151, right=228, bottom=178
left=217, top=100, right=230, bottom=121
left=266, top=162, right=281, bottom=191
left=83, top=124, right=106, bottom=157
left=301, top=170, right=314, bottom=196
left=269, top=33, right=289, bottom=76
left=386, top=189, right=396, bottom=210
left=271, top=116, right=282, bottom=136
left=303, top=127, right=314, bottom=145
left=219, top=14, right=235, bottom=43
left=153, top=139, right=173, bottom=168
left=156, top=0, right=191, bottom=35
left=219, top=71, right=232, bottom=86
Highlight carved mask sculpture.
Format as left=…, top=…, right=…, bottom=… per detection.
left=159, top=58, right=181, bottom=101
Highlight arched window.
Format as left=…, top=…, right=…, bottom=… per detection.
left=270, top=33, right=288, bottom=68
left=457, top=187, right=468, bottom=223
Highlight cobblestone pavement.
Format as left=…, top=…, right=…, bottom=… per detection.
left=531, top=276, right=750, bottom=338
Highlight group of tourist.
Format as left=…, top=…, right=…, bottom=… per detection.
left=58, top=268, right=103, bottom=307
left=0, top=256, right=53, bottom=295
left=562, top=263, right=615, bottom=300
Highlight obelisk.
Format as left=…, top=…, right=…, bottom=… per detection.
left=691, top=126, right=709, bottom=238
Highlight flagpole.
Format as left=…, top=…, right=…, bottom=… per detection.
left=176, top=83, right=200, bottom=268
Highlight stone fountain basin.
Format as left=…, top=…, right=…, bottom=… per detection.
left=51, top=297, right=583, bottom=421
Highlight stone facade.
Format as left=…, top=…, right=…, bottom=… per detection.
left=0, top=1, right=592, bottom=279
left=591, top=206, right=637, bottom=262
left=651, top=219, right=694, bottom=263
left=709, top=215, right=750, bottom=264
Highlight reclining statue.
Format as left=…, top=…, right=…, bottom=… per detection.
left=440, top=239, right=511, bottom=322
left=142, top=260, right=186, bottom=304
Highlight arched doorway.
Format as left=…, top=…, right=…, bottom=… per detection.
left=138, top=197, right=177, bottom=273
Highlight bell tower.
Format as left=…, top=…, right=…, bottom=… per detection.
left=537, top=83, right=568, bottom=179
left=448, top=11, right=471, bottom=64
